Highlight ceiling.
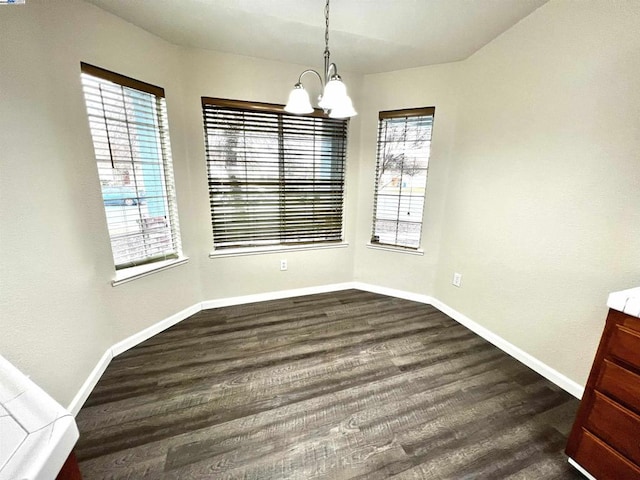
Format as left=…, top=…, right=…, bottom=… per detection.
left=84, top=0, right=549, bottom=74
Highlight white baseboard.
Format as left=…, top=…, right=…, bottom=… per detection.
left=69, top=282, right=584, bottom=414
left=352, top=282, right=434, bottom=305
left=200, top=282, right=357, bottom=310
left=67, top=303, right=202, bottom=414
left=67, top=348, right=112, bottom=416
left=111, top=303, right=202, bottom=356
left=430, top=298, right=584, bottom=398
left=354, top=282, right=584, bottom=399
left=66, top=285, right=356, bottom=414
left=568, top=458, right=596, bottom=480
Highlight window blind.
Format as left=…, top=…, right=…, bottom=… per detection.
left=81, top=63, right=182, bottom=269
left=371, top=107, right=435, bottom=249
left=202, top=98, right=348, bottom=249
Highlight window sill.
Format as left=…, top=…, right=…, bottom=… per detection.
left=366, top=243, right=424, bottom=256
left=209, top=242, right=349, bottom=258
left=111, top=256, right=189, bottom=286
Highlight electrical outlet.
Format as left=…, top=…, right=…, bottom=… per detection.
left=280, top=259, right=288, bottom=271
left=452, top=272, right=462, bottom=287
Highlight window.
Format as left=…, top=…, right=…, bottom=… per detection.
left=371, top=107, right=435, bottom=250
left=202, top=98, right=348, bottom=250
left=80, top=63, right=182, bottom=270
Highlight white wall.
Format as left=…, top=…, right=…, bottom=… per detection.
left=354, top=0, right=640, bottom=386
left=2, top=0, right=638, bottom=407
left=0, top=0, right=361, bottom=407
left=353, top=62, right=461, bottom=294
left=0, top=0, right=202, bottom=405
left=439, top=0, right=640, bottom=385
left=178, top=48, right=361, bottom=301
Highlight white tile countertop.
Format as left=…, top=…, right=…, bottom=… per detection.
left=607, top=286, right=640, bottom=318
left=0, top=354, right=78, bottom=480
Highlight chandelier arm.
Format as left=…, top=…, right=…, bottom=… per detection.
left=326, top=62, right=339, bottom=81
left=286, top=0, right=355, bottom=117
left=297, top=69, right=324, bottom=88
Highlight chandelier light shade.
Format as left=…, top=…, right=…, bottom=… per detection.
left=328, top=95, right=357, bottom=119
left=284, top=0, right=357, bottom=118
left=317, top=76, right=346, bottom=110
left=285, top=83, right=314, bottom=114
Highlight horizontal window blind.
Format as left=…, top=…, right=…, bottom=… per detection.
left=81, top=63, right=182, bottom=269
left=371, top=107, right=435, bottom=249
left=202, top=98, right=348, bottom=249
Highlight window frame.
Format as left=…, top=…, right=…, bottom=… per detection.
left=80, top=63, right=185, bottom=282
left=370, top=106, right=435, bottom=252
left=202, top=97, right=349, bottom=254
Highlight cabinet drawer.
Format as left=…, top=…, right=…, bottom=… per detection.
left=586, top=392, right=640, bottom=466
left=597, top=359, right=640, bottom=414
left=574, top=429, right=640, bottom=480
left=621, top=314, right=640, bottom=334
left=608, top=325, right=640, bottom=371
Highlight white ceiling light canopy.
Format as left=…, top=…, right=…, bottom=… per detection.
left=284, top=0, right=357, bottom=119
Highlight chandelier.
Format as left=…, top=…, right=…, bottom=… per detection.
left=284, top=0, right=357, bottom=118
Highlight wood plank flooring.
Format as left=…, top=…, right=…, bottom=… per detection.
left=75, top=290, right=582, bottom=479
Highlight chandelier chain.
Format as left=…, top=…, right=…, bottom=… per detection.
left=324, top=0, right=330, bottom=53
left=285, top=0, right=356, bottom=117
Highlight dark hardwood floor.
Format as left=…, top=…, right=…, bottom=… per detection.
left=75, top=290, right=582, bottom=479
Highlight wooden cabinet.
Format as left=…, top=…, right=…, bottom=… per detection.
left=566, top=308, right=640, bottom=479
left=56, top=451, right=83, bottom=480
